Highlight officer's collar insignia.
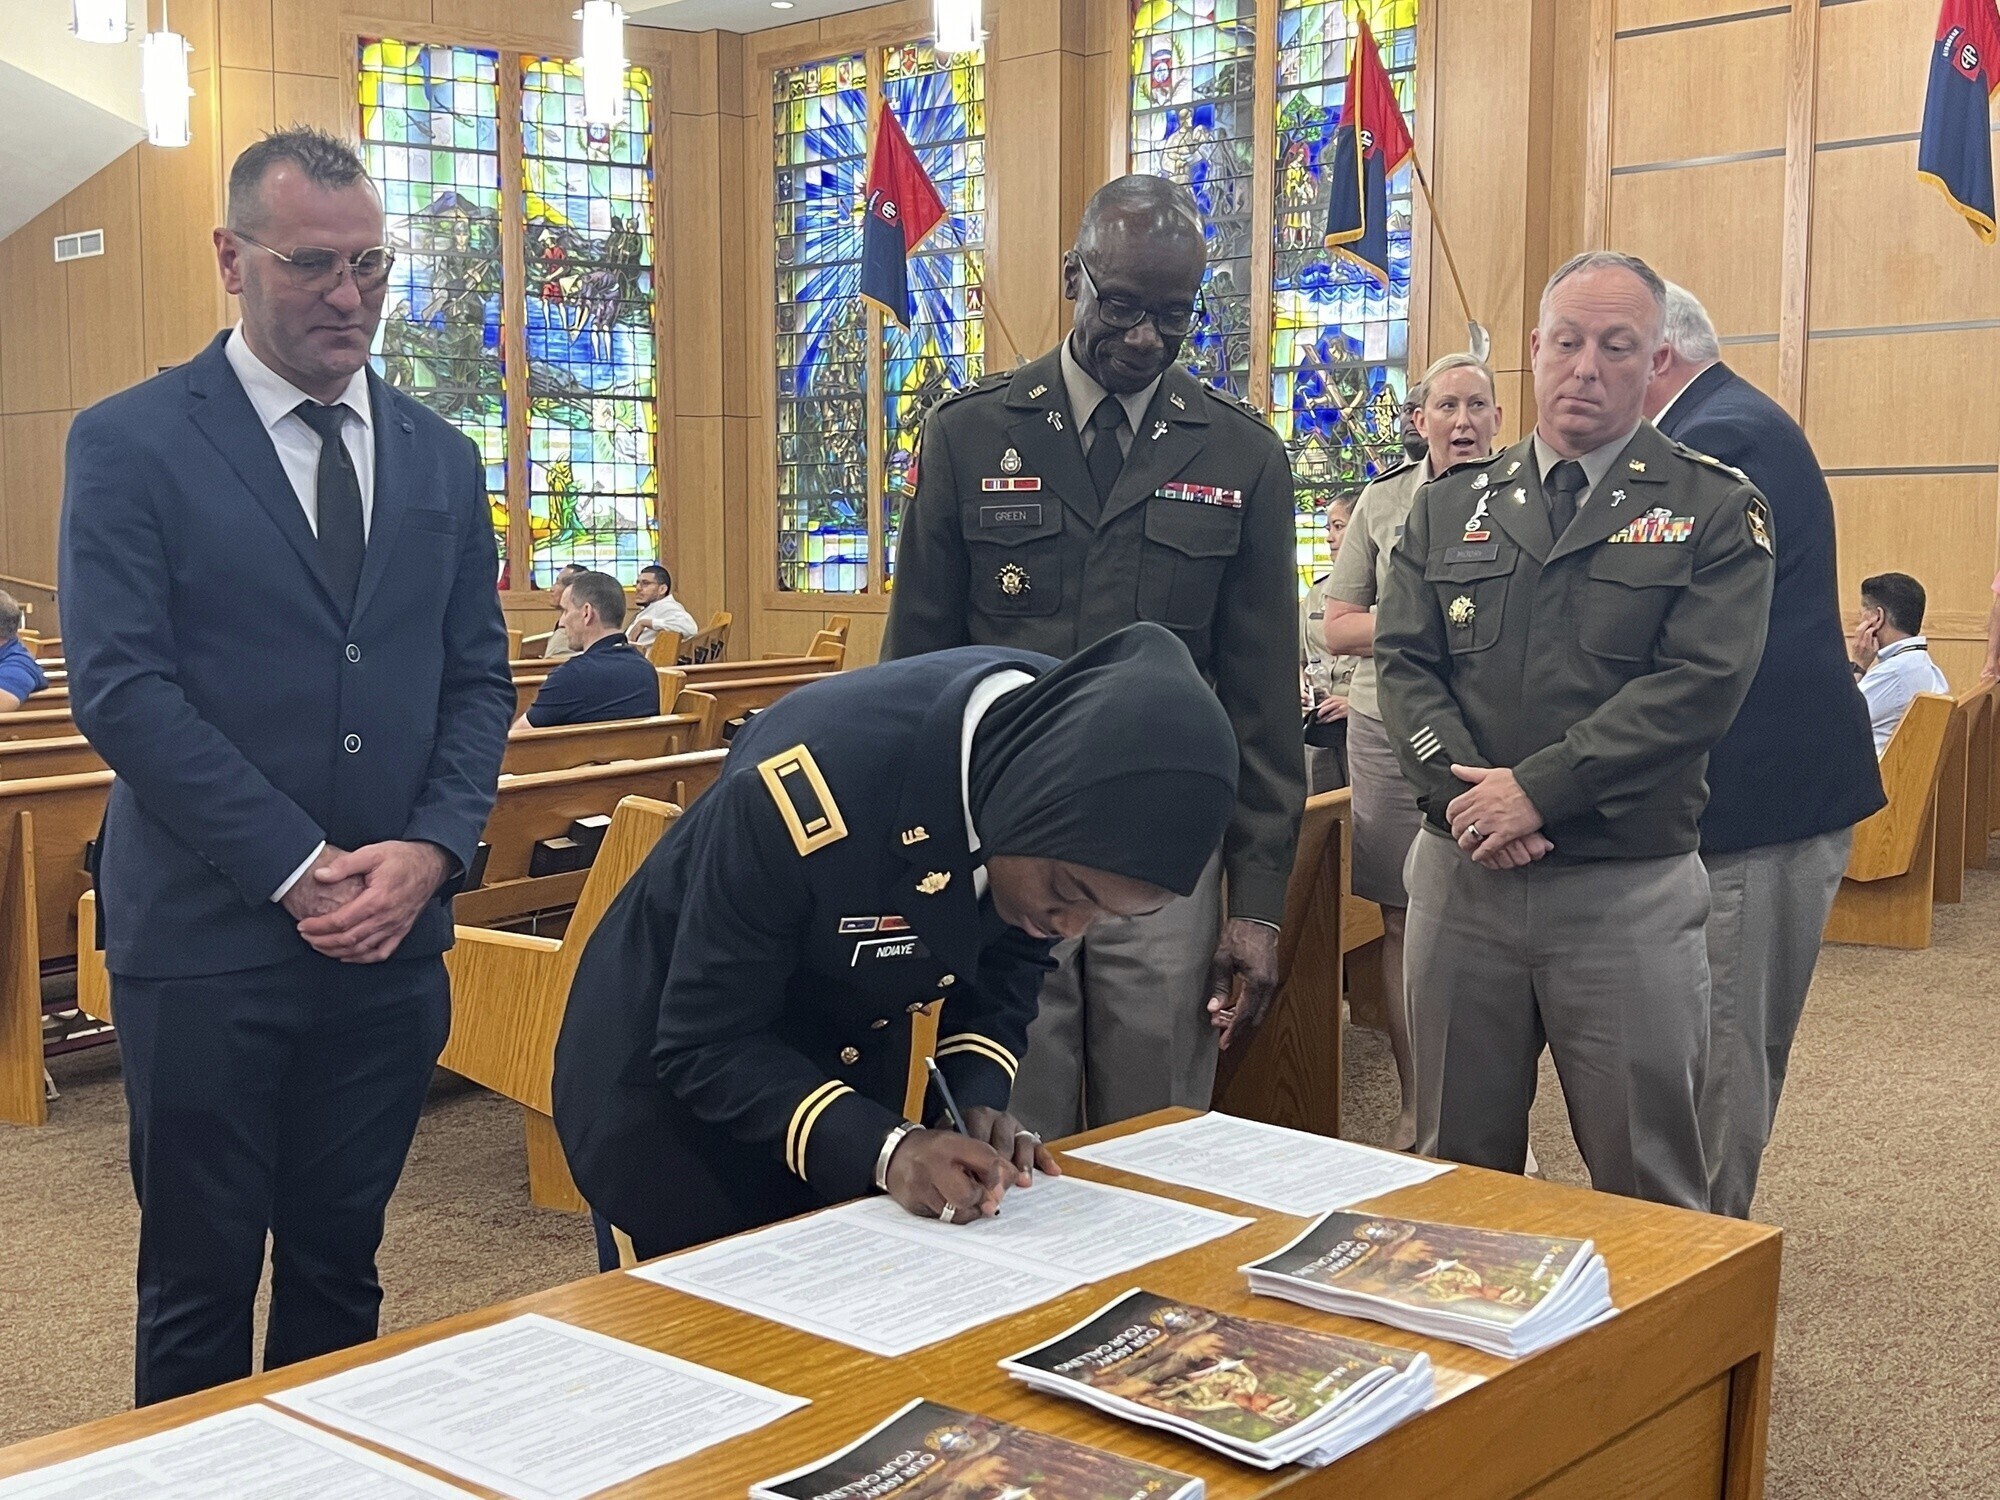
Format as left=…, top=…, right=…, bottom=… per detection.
left=1628, top=459, right=1647, bottom=473
left=1046, top=410, right=1064, bottom=432
left=758, top=745, right=848, bottom=857
left=900, top=826, right=929, bottom=845
left=1503, top=459, right=1522, bottom=478
left=1611, top=488, right=1626, bottom=506
left=1511, top=487, right=1527, bottom=504
left=1447, top=595, right=1476, bottom=628
left=1000, top=447, right=1022, bottom=474
left=1028, top=383, right=1049, bottom=400
left=997, top=562, right=1030, bottom=597
left=917, top=871, right=952, bottom=895
left=1150, top=420, right=1169, bottom=441
left=1170, top=392, right=1187, bottom=410
left=1470, top=472, right=1489, bottom=490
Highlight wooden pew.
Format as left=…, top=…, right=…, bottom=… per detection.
left=0, top=710, right=82, bottom=744
left=513, top=663, right=686, bottom=722
left=640, top=630, right=682, bottom=669
left=442, top=795, right=684, bottom=1210
left=1934, top=689, right=1974, bottom=903
left=0, top=736, right=104, bottom=780
left=453, top=749, right=726, bottom=930
left=1213, top=789, right=1346, bottom=1136
left=1825, top=693, right=1952, bottom=949
left=679, top=612, right=732, bottom=665
left=702, top=670, right=841, bottom=727
left=1, top=770, right=112, bottom=1126
left=688, top=641, right=844, bottom=687
left=1963, top=681, right=1994, bottom=871
left=499, top=695, right=720, bottom=777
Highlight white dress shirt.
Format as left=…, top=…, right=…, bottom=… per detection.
left=1859, top=636, right=1950, bottom=756
left=630, top=593, right=700, bottom=648
left=225, top=325, right=376, bottom=901
left=223, top=324, right=375, bottom=537
left=961, top=669, right=1035, bottom=900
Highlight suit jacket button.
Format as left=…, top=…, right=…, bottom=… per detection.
left=939, top=974, right=956, bottom=986
left=343, top=733, right=362, bottom=753
left=839, top=1046, right=860, bottom=1065
left=869, top=1018, right=889, bottom=1030
left=345, top=643, right=362, bottom=663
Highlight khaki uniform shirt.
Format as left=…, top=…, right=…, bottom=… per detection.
left=1374, top=422, right=1776, bottom=860
left=1324, top=457, right=1432, bottom=720
left=1301, top=572, right=1357, bottom=703
left=882, top=344, right=1305, bottom=923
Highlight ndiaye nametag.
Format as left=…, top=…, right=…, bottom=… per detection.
left=851, top=935, right=932, bottom=966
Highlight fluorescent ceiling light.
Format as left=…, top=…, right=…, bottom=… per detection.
left=577, top=1, right=627, bottom=128
left=140, top=24, right=193, bottom=148
left=933, top=0, right=982, bottom=56
left=71, top=0, right=130, bottom=43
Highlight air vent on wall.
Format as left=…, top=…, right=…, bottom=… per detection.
left=54, top=230, right=106, bottom=263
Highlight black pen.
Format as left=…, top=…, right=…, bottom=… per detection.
left=925, top=1056, right=970, bottom=1135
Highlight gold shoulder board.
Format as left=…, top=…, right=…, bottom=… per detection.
left=1672, top=441, right=1752, bottom=487
left=759, top=744, right=849, bottom=856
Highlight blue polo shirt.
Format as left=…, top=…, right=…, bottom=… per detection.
left=525, top=633, right=659, bottom=728
left=0, top=638, right=48, bottom=707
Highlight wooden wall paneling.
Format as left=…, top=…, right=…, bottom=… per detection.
left=1775, top=0, right=1818, bottom=418
left=1543, top=0, right=1593, bottom=270
left=0, top=204, right=72, bottom=416
left=1808, top=142, right=2000, bottom=331
left=61, top=155, right=148, bottom=411
left=496, top=54, right=533, bottom=592
left=722, top=416, right=757, bottom=647
left=1244, top=0, right=1277, bottom=411
left=670, top=114, right=725, bottom=421
left=1803, top=331, right=2000, bottom=471
left=350, top=0, right=436, bottom=25
left=1515, top=0, right=1560, bottom=365
left=1718, top=338, right=1780, bottom=401
left=273, top=0, right=343, bottom=78
left=986, top=46, right=1076, bottom=365
left=1828, top=474, right=1999, bottom=641
left=846, top=611, right=885, bottom=667
left=1815, top=0, right=1938, bottom=143
left=219, top=66, right=279, bottom=179
left=140, top=67, right=227, bottom=374
left=1405, top=0, right=1438, bottom=376
left=1606, top=157, right=1785, bottom=337
left=1083, top=0, right=1126, bottom=191
left=1608, top=13, right=1788, bottom=168
left=674, top=417, right=729, bottom=627
left=219, top=0, right=275, bottom=71
left=1581, top=0, right=1615, bottom=250
left=0, top=413, right=73, bottom=588
left=716, top=116, right=753, bottom=420
left=1614, top=0, right=1771, bottom=28
left=273, top=72, right=351, bottom=134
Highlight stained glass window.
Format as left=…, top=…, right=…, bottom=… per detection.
left=358, top=41, right=508, bottom=579
left=521, top=58, right=659, bottom=587
left=1128, top=0, right=1258, bottom=398
left=880, top=42, right=985, bottom=583
left=774, top=55, right=870, bottom=594
left=1271, top=0, right=1418, bottom=584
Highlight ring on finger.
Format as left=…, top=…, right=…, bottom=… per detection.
left=1466, top=822, right=1482, bottom=841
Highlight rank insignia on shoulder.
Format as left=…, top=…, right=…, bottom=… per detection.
left=1747, top=499, right=1774, bottom=556
left=997, top=562, right=1031, bottom=597
left=758, top=744, right=848, bottom=857
left=1447, top=595, right=1476, bottom=628
left=917, top=871, right=951, bottom=895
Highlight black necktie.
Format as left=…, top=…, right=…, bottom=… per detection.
left=294, top=402, right=365, bottom=611
left=1087, top=396, right=1129, bottom=509
left=1545, top=459, right=1589, bottom=539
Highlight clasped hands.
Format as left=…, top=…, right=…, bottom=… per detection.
left=1447, top=764, right=1554, bottom=869
left=280, top=840, right=452, bottom=963
left=883, top=1105, right=1058, bottom=1225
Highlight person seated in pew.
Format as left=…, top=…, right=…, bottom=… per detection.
left=540, top=562, right=588, bottom=658
left=1851, top=572, right=1950, bottom=756
left=626, top=562, right=699, bottom=650
left=512, top=571, right=658, bottom=735
left=552, top=623, right=1238, bottom=1267
left=0, top=590, right=50, bottom=712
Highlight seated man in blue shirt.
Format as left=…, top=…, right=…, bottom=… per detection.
left=511, top=571, right=660, bottom=735
left=1851, top=572, right=1951, bottom=756
left=0, top=590, right=50, bottom=712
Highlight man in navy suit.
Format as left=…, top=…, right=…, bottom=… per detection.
left=60, top=128, right=513, bottom=1403
left=1646, top=283, right=1883, bottom=1219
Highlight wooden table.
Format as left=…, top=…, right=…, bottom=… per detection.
left=0, top=1109, right=1781, bottom=1498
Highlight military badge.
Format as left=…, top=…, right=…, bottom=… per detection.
left=917, top=871, right=952, bottom=895
left=1170, top=392, right=1187, bottom=410
left=1511, top=487, right=1527, bottom=504
left=758, top=744, right=848, bottom=857
left=996, top=562, right=1031, bottom=597
left=1503, top=459, right=1522, bottom=478
left=1447, top=595, right=1476, bottom=628
left=1628, top=459, right=1647, bottom=473
left=1150, top=420, right=1169, bottom=441
left=1462, top=498, right=1491, bottom=542
left=1000, top=447, right=1022, bottom=474
left=1747, top=499, right=1774, bottom=555
left=1028, top=383, right=1049, bottom=400
left=981, top=477, right=1042, bottom=491
left=1471, top=472, right=1490, bottom=490
left=900, top=826, right=928, bottom=845
left=1610, top=488, right=1627, bottom=506
left=1045, top=410, right=1064, bottom=432
left=838, top=916, right=880, bottom=934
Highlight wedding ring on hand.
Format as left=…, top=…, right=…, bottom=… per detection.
left=1466, top=822, right=1482, bottom=841
left=938, top=1203, right=957, bottom=1224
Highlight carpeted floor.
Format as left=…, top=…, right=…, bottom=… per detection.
left=4, top=870, right=1998, bottom=1496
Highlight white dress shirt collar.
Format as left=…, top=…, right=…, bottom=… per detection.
left=1650, top=360, right=1718, bottom=429
left=960, top=668, right=1036, bottom=899
left=225, top=323, right=372, bottom=437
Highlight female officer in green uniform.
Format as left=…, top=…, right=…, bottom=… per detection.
left=553, top=623, right=1238, bottom=1264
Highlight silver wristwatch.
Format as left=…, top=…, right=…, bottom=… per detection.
left=874, top=1120, right=923, bottom=1191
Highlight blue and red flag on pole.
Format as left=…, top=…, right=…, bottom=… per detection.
left=859, top=100, right=948, bottom=326
left=1919, top=0, right=2000, bottom=242
left=1324, top=16, right=1415, bottom=287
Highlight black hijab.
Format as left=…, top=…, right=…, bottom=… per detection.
left=967, top=623, right=1237, bottom=896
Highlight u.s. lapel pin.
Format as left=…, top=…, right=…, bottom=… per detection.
left=1150, top=420, right=1169, bottom=441
left=1169, top=392, right=1187, bottom=410
left=1504, top=459, right=1522, bottom=478
left=1028, top=383, right=1049, bottom=400
left=1046, top=410, right=1064, bottom=432
left=917, top=871, right=951, bottom=895
left=900, top=826, right=928, bottom=846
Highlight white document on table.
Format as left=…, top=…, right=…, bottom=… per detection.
left=632, top=1175, right=1250, bottom=1357
left=1063, top=1112, right=1451, bottom=1217
left=268, top=1314, right=807, bottom=1500
left=0, top=1406, right=475, bottom=1499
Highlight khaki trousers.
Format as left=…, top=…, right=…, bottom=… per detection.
left=1404, top=831, right=1712, bottom=1211
left=1698, top=827, right=1852, bottom=1219
left=1009, top=853, right=1224, bottom=1140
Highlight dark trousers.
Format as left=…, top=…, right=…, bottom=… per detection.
left=115, top=950, right=451, bottom=1406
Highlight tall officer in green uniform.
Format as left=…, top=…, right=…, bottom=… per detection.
left=883, top=175, right=1303, bottom=1139
left=1374, top=251, right=1776, bottom=1210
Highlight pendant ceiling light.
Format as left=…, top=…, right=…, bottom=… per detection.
left=933, top=0, right=983, bottom=56
left=577, top=1, right=628, bottom=128
left=71, top=0, right=130, bottom=43
left=140, top=3, right=193, bottom=149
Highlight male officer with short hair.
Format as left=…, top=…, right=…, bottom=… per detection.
left=1375, top=250, right=1775, bottom=1210
left=883, top=174, right=1302, bottom=1139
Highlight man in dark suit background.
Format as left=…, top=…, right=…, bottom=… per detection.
left=1645, top=282, right=1883, bottom=1219
left=59, top=127, right=513, bottom=1404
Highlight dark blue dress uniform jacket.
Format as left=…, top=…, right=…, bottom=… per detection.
left=552, top=646, right=1061, bottom=1252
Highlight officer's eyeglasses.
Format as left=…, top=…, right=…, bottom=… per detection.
left=234, top=232, right=396, bottom=293
left=1075, top=257, right=1200, bottom=339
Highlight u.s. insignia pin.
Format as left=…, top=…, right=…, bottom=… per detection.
left=1028, top=383, right=1049, bottom=400
left=1000, top=447, right=1022, bottom=474
left=917, top=871, right=952, bottom=896
left=997, top=562, right=1030, bottom=597
left=900, top=826, right=928, bottom=845
left=1447, top=595, right=1476, bottom=628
